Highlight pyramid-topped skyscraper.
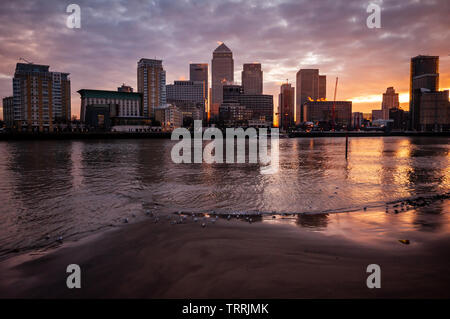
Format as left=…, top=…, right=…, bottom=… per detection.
left=211, top=42, right=234, bottom=119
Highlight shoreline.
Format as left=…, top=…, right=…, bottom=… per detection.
left=1, top=191, right=448, bottom=262
left=0, top=131, right=449, bottom=141
left=1, top=200, right=449, bottom=298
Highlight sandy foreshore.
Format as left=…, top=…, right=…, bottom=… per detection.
left=1, top=202, right=450, bottom=299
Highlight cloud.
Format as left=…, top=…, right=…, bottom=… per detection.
left=0, top=0, right=449, bottom=116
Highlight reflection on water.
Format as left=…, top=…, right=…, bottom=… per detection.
left=0, top=137, right=448, bottom=256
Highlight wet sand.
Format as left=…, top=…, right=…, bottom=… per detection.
left=1, top=205, right=450, bottom=299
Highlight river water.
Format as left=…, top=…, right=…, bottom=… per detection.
left=0, top=136, right=449, bottom=257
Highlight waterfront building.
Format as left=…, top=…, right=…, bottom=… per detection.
left=154, top=104, right=183, bottom=129
left=409, top=55, right=449, bottom=131
left=409, top=55, right=439, bottom=130
left=78, top=89, right=143, bottom=122
left=12, top=63, right=71, bottom=132
left=389, top=108, right=409, bottom=130
left=137, top=58, right=166, bottom=118
left=303, top=101, right=352, bottom=127
left=414, top=89, right=450, bottom=131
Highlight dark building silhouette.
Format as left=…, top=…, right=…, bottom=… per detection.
left=211, top=43, right=234, bottom=119
left=2, top=96, right=14, bottom=128
left=409, top=55, right=439, bottom=130
left=296, top=69, right=326, bottom=124
left=303, top=101, right=352, bottom=127
left=278, top=82, right=295, bottom=131
left=189, top=63, right=208, bottom=119
left=242, top=63, right=263, bottom=95
left=389, top=108, right=409, bottom=130
left=222, top=85, right=273, bottom=124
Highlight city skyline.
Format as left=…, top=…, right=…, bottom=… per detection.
left=0, top=0, right=449, bottom=120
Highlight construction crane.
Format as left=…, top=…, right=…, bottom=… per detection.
left=331, top=77, right=338, bottom=131
left=19, top=57, right=33, bottom=64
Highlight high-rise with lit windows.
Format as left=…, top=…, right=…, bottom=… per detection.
left=12, top=63, right=71, bottom=132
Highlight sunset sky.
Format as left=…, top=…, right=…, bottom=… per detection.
left=0, top=0, right=449, bottom=119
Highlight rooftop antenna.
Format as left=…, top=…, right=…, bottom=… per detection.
left=19, top=57, right=33, bottom=64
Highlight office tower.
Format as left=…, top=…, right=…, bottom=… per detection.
left=409, top=55, right=450, bottom=131
left=242, top=63, right=263, bottom=95
left=222, top=84, right=273, bottom=124
left=166, top=80, right=205, bottom=121
left=304, top=101, right=352, bottom=127
left=189, top=63, right=208, bottom=118
left=381, top=87, right=399, bottom=120
left=211, top=43, right=234, bottom=118
left=319, top=75, right=326, bottom=99
left=278, top=82, right=295, bottom=131
left=2, top=96, right=14, bottom=128
left=167, top=80, right=205, bottom=103
left=352, top=112, right=364, bottom=129
left=296, top=69, right=326, bottom=124
left=118, top=84, right=133, bottom=92
left=12, top=63, right=71, bottom=132
left=137, top=58, right=166, bottom=118
left=410, top=55, right=439, bottom=130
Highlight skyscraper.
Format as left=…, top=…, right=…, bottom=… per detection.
left=409, top=55, right=439, bottom=130
left=278, top=82, right=295, bottom=131
left=296, top=69, right=326, bottom=124
left=137, top=58, right=166, bottom=118
left=12, top=63, right=71, bottom=132
left=381, top=87, right=399, bottom=120
left=189, top=63, right=208, bottom=119
left=242, top=63, right=263, bottom=95
left=211, top=43, right=234, bottom=118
